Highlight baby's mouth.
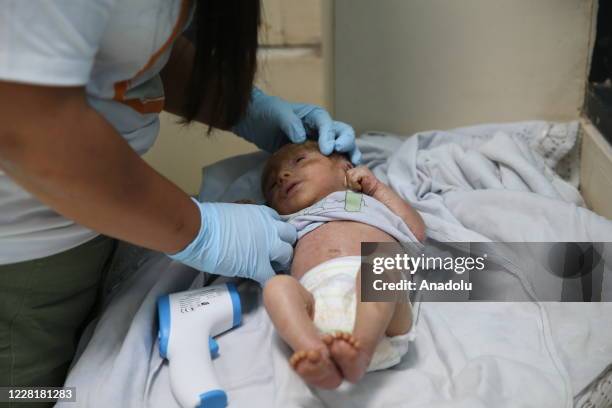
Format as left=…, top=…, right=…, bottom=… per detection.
left=285, top=181, right=301, bottom=196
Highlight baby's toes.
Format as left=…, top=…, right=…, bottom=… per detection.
left=305, top=350, right=321, bottom=364
left=321, top=333, right=334, bottom=346
left=290, top=350, right=310, bottom=368
left=343, top=333, right=360, bottom=349
left=290, top=350, right=321, bottom=372
left=334, top=332, right=360, bottom=349
left=290, top=348, right=343, bottom=389
left=329, top=333, right=370, bottom=383
left=330, top=332, right=359, bottom=359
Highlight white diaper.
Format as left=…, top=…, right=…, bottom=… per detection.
left=299, top=256, right=415, bottom=372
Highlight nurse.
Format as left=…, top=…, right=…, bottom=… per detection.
left=0, top=0, right=361, bottom=396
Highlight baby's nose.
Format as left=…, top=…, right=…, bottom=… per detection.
left=279, top=170, right=291, bottom=182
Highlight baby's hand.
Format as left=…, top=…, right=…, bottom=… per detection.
left=346, top=166, right=379, bottom=196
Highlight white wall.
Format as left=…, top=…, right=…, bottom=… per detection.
left=334, top=0, right=596, bottom=135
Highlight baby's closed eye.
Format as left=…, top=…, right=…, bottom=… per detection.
left=233, top=199, right=256, bottom=204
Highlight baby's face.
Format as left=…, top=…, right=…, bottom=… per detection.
left=263, top=143, right=350, bottom=215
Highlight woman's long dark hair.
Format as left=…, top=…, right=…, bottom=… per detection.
left=183, top=0, right=260, bottom=130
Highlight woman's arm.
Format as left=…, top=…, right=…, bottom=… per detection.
left=0, top=81, right=199, bottom=253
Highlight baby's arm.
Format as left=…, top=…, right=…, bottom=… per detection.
left=346, top=166, right=426, bottom=242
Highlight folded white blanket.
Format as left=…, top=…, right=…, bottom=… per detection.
left=59, top=121, right=612, bottom=408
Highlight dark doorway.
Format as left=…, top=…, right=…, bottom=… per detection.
left=585, top=1, right=612, bottom=143
left=589, top=1, right=611, bottom=83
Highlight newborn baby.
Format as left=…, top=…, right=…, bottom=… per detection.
left=261, top=141, right=425, bottom=389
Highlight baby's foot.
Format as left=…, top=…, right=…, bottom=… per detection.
left=328, top=332, right=372, bottom=383
left=289, top=345, right=343, bottom=389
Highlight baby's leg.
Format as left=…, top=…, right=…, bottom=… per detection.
left=263, top=275, right=342, bottom=389
left=385, top=298, right=413, bottom=337
left=329, top=269, right=412, bottom=383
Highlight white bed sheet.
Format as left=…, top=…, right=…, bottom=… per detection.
left=59, top=121, right=612, bottom=408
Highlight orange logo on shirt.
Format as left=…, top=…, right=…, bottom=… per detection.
left=113, top=0, right=191, bottom=114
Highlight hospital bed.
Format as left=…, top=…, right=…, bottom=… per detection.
left=58, top=120, right=612, bottom=408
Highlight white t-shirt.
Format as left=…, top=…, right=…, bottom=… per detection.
left=0, top=0, right=193, bottom=264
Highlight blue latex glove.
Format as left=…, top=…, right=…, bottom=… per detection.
left=168, top=199, right=297, bottom=285
left=232, top=87, right=362, bottom=164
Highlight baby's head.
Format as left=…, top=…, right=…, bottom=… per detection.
left=262, top=141, right=352, bottom=215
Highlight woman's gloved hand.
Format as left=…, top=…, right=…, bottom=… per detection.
left=232, top=87, right=362, bottom=164
left=168, top=198, right=297, bottom=285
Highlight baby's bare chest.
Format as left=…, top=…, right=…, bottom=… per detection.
left=290, top=221, right=396, bottom=280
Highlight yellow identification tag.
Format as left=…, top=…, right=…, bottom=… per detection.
left=345, top=191, right=363, bottom=212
